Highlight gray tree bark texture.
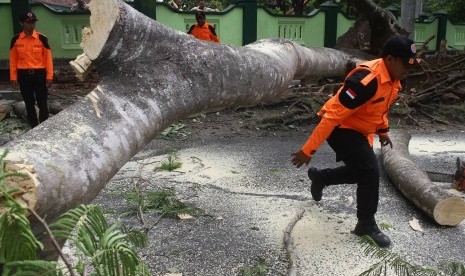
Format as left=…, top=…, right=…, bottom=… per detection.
left=401, top=0, right=416, bottom=38
left=335, top=0, right=408, bottom=53
left=382, top=130, right=465, bottom=226
left=0, top=0, right=354, bottom=223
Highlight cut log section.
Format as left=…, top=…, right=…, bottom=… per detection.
left=382, top=130, right=465, bottom=226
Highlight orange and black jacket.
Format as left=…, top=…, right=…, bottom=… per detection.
left=301, top=58, right=401, bottom=157
left=10, top=30, right=54, bottom=81
left=187, top=23, right=220, bottom=43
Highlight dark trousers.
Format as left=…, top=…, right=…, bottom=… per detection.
left=18, top=69, right=49, bottom=128
left=322, top=127, right=379, bottom=223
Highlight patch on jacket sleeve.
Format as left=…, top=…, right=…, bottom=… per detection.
left=338, top=69, right=378, bottom=109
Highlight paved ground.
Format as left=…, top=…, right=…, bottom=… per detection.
left=91, top=127, right=465, bottom=276
left=2, top=82, right=465, bottom=275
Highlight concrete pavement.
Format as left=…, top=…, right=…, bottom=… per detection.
left=92, top=129, right=465, bottom=275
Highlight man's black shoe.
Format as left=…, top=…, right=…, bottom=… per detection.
left=308, top=168, right=325, bottom=201
left=352, top=222, right=391, bottom=247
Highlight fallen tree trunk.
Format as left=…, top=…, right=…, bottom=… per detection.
left=0, top=0, right=354, bottom=223
left=382, top=130, right=465, bottom=226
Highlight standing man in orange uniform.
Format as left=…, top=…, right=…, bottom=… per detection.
left=291, top=36, right=420, bottom=248
left=10, top=11, right=53, bottom=128
left=187, top=11, right=220, bottom=43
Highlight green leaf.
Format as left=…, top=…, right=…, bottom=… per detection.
left=3, top=259, right=64, bottom=276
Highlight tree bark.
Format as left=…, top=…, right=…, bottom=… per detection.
left=335, top=0, right=408, bottom=54
left=382, top=130, right=465, bottom=226
left=0, top=0, right=355, bottom=222
left=400, top=0, right=416, bottom=38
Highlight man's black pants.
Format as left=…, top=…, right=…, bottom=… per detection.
left=322, top=127, right=380, bottom=223
left=18, top=69, right=49, bottom=128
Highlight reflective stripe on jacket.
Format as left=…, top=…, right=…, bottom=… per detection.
left=9, top=30, right=54, bottom=81
left=301, top=58, right=401, bottom=157
left=187, top=23, right=220, bottom=43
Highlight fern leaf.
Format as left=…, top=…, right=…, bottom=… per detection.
left=51, top=205, right=108, bottom=239
left=0, top=210, right=42, bottom=263
left=359, top=261, right=385, bottom=276
left=440, top=261, right=465, bottom=275
left=51, top=205, right=110, bottom=259
left=135, top=262, right=151, bottom=276
left=90, top=223, right=140, bottom=276
left=124, top=230, right=148, bottom=248
left=3, top=260, right=64, bottom=276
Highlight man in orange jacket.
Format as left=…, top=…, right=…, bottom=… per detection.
left=291, top=35, right=420, bottom=247
left=10, top=11, right=53, bottom=128
left=187, top=11, right=220, bottom=43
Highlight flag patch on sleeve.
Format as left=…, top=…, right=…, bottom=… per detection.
left=345, top=88, right=357, bottom=99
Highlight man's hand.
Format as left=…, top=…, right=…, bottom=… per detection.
left=46, top=79, right=53, bottom=88
left=379, top=135, right=393, bottom=148
left=291, top=150, right=311, bottom=168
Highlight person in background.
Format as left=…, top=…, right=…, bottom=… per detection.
left=187, top=11, right=220, bottom=43
left=291, top=35, right=421, bottom=248
left=190, top=0, right=219, bottom=12
left=10, top=11, right=53, bottom=128
left=170, top=0, right=183, bottom=11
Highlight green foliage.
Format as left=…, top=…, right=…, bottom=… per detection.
left=158, top=124, right=189, bottom=140
left=124, top=188, right=202, bottom=219
left=359, top=236, right=436, bottom=276
left=2, top=260, right=64, bottom=275
left=0, top=149, right=150, bottom=275
left=239, top=257, right=268, bottom=276
left=210, top=0, right=464, bottom=22
left=378, top=222, right=394, bottom=231
left=270, top=168, right=284, bottom=175
left=420, top=103, right=465, bottom=124
left=123, top=228, right=149, bottom=248
left=0, top=208, right=43, bottom=263
left=0, top=120, right=29, bottom=136
left=424, top=0, right=465, bottom=23
left=440, top=261, right=465, bottom=275
left=359, top=236, right=465, bottom=276
left=370, top=0, right=465, bottom=23
left=209, top=0, right=224, bottom=10
left=50, top=204, right=149, bottom=276
left=155, top=148, right=182, bottom=172
left=373, top=0, right=400, bottom=9
left=0, top=151, right=43, bottom=264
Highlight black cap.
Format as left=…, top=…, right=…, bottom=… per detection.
left=382, top=35, right=420, bottom=65
left=19, top=11, right=38, bottom=22
left=195, top=11, right=205, bottom=18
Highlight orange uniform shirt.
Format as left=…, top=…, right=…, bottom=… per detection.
left=10, top=30, right=53, bottom=81
left=301, top=58, right=401, bottom=157
left=187, top=23, right=220, bottom=43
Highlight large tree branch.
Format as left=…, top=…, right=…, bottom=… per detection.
left=1, top=0, right=354, bottom=222
left=382, top=130, right=465, bottom=226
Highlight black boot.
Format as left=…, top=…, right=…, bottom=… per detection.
left=308, top=168, right=325, bottom=201
left=352, top=221, right=391, bottom=247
